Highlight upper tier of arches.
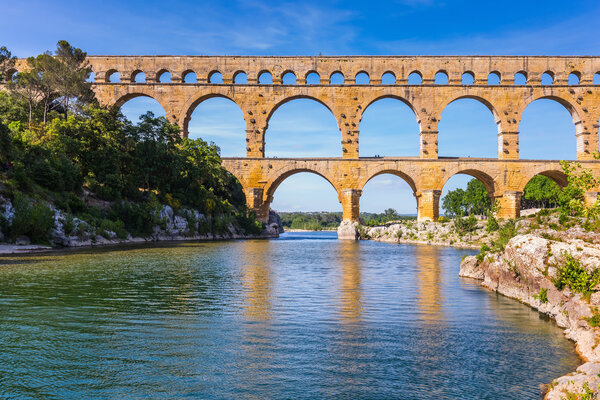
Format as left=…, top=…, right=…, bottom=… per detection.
left=9, top=56, right=600, bottom=87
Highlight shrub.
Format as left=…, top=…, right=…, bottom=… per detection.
left=109, top=199, right=161, bottom=238
left=486, top=215, right=499, bottom=232
left=453, top=215, right=477, bottom=234
left=438, top=216, right=450, bottom=223
left=234, top=208, right=263, bottom=236
left=553, top=252, right=600, bottom=297
left=10, top=192, right=55, bottom=243
left=587, top=308, right=600, bottom=327
left=61, top=213, right=76, bottom=235
left=491, top=219, right=518, bottom=252
left=533, top=288, right=548, bottom=303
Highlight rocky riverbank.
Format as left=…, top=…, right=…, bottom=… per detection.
left=0, top=192, right=284, bottom=253
left=461, top=231, right=600, bottom=399
left=338, top=218, right=486, bottom=248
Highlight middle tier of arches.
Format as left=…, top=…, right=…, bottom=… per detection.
left=97, top=83, right=600, bottom=160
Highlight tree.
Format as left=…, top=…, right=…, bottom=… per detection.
left=522, top=175, right=561, bottom=209
left=52, top=40, right=95, bottom=116
left=442, top=179, right=491, bottom=217
left=8, top=71, right=43, bottom=128
left=0, top=46, right=16, bottom=82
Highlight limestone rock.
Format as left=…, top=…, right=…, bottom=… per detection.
left=338, top=221, right=359, bottom=240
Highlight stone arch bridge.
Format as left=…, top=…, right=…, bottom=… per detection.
left=10, top=55, right=600, bottom=226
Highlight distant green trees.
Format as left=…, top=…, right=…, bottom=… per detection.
left=442, top=179, right=491, bottom=217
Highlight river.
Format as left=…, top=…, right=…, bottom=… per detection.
left=0, top=231, right=580, bottom=399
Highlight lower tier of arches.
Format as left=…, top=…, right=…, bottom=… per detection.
left=221, top=157, right=600, bottom=224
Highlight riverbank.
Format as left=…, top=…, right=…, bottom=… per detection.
left=0, top=201, right=284, bottom=254
left=460, top=228, right=600, bottom=399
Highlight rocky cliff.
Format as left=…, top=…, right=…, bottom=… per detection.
left=461, top=234, right=600, bottom=399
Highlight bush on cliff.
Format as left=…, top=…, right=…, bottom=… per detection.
left=3, top=192, right=55, bottom=243
left=553, top=252, right=600, bottom=296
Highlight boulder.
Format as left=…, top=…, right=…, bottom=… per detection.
left=337, top=221, right=359, bottom=240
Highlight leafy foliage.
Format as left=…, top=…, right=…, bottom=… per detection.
left=442, top=179, right=491, bottom=217
left=521, top=175, right=562, bottom=209
left=0, top=41, right=260, bottom=242
left=553, top=252, right=600, bottom=295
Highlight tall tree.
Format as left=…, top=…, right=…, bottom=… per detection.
left=52, top=40, right=95, bottom=116
left=8, top=71, right=43, bottom=128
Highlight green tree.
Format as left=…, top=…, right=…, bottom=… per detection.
left=522, top=175, right=561, bottom=209
left=0, top=46, right=16, bottom=82
left=442, top=179, right=491, bottom=217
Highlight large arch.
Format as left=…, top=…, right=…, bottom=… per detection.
left=117, top=94, right=167, bottom=124
left=438, top=96, right=500, bottom=158
left=360, top=172, right=418, bottom=216
left=265, top=169, right=341, bottom=209
left=519, top=97, right=580, bottom=160
left=517, top=168, right=568, bottom=192
left=182, top=93, right=244, bottom=136
left=439, top=170, right=496, bottom=217
left=440, top=169, right=496, bottom=197
left=185, top=95, right=246, bottom=157
left=359, top=97, right=420, bottom=157
left=265, top=97, right=340, bottom=157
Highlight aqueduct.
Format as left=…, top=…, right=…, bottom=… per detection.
left=10, top=55, right=600, bottom=226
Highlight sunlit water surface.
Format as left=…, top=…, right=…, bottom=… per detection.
left=0, top=232, right=579, bottom=399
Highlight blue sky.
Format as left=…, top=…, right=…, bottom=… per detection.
left=1, top=0, right=597, bottom=214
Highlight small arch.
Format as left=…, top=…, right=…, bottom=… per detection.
left=594, top=73, right=600, bottom=85
left=131, top=70, right=146, bottom=83
left=182, top=70, right=197, bottom=83
left=107, top=70, right=120, bottom=83
left=208, top=71, right=223, bottom=84
left=5, top=68, right=17, bottom=82
left=514, top=71, right=527, bottom=85
left=408, top=71, right=422, bottom=84
left=86, top=71, right=96, bottom=83
left=568, top=72, right=581, bottom=85
left=434, top=71, right=449, bottom=84
left=258, top=71, right=273, bottom=84
left=282, top=71, right=297, bottom=85
left=330, top=71, right=344, bottom=85
left=487, top=71, right=501, bottom=85
left=541, top=71, right=554, bottom=85
left=306, top=71, right=320, bottom=85
left=381, top=72, right=395, bottom=85
left=234, top=71, right=248, bottom=84
left=355, top=71, right=370, bottom=84
left=157, top=69, right=171, bottom=83
left=461, top=72, right=474, bottom=85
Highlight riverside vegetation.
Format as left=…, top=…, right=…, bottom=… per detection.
left=0, top=42, right=275, bottom=249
